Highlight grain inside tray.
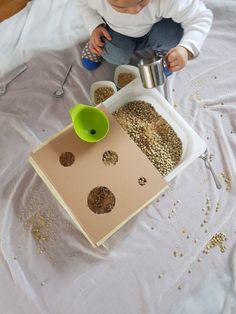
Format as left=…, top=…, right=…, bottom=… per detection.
left=113, top=100, right=183, bottom=176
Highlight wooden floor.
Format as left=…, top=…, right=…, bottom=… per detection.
left=0, top=0, right=29, bottom=22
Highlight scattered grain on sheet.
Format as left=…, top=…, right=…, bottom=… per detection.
left=24, top=212, right=50, bottom=242
left=215, top=201, right=220, bottom=212
left=209, top=154, right=213, bottom=162
left=173, top=200, right=180, bottom=206
left=173, top=250, right=178, bottom=257
left=221, top=171, right=232, bottom=191
left=203, top=232, right=227, bottom=254
left=21, top=186, right=77, bottom=263
left=113, top=100, right=183, bottom=176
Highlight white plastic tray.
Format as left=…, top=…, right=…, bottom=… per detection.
left=102, top=79, right=206, bottom=182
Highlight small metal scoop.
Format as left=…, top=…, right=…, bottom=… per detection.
left=138, top=53, right=169, bottom=100
left=0, top=64, right=27, bottom=96
left=53, top=62, right=73, bottom=98
left=200, top=149, right=222, bottom=189
left=138, top=54, right=165, bottom=88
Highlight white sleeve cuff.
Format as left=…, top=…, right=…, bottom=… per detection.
left=87, top=16, right=105, bottom=35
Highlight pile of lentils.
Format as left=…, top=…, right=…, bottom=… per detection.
left=87, top=186, right=116, bottom=214
left=113, top=100, right=183, bottom=176
left=94, top=86, right=115, bottom=105
left=117, top=72, right=135, bottom=88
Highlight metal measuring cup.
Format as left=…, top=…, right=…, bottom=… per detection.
left=138, top=53, right=170, bottom=100
left=138, top=54, right=165, bottom=88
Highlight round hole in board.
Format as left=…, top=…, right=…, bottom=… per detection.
left=59, top=152, right=75, bottom=167
left=87, top=186, right=116, bottom=214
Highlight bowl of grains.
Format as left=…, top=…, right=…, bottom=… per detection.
left=90, top=81, right=117, bottom=105
left=114, top=65, right=140, bottom=89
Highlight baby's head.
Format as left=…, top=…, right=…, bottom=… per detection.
left=107, top=0, right=149, bottom=14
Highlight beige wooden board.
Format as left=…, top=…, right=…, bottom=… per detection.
left=29, top=105, right=168, bottom=246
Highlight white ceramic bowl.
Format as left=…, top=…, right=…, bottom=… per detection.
left=114, top=65, right=140, bottom=89
left=90, top=81, right=117, bottom=105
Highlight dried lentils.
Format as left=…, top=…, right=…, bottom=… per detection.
left=117, top=72, right=135, bottom=88
left=203, top=232, right=227, bottom=254
left=102, top=150, right=119, bottom=166
left=113, top=100, right=182, bottom=176
left=87, top=186, right=116, bottom=214
left=94, top=87, right=115, bottom=104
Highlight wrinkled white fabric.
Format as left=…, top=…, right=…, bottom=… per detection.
left=0, top=1, right=236, bottom=314
left=0, top=0, right=89, bottom=78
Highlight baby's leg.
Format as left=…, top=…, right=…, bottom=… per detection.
left=146, top=18, right=183, bottom=53
left=102, top=26, right=136, bottom=65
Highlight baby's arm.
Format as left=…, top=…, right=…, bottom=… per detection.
left=160, top=0, right=213, bottom=71
left=89, top=26, right=112, bottom=55
left=77, top=0, right=112, bottom=55
left=77, top=0, right=104, bottom=35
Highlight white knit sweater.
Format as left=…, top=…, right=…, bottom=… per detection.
left=77, top=0, right=213, bottom=56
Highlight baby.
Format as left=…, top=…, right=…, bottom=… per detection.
left=78, top=0, right=213, bottom=72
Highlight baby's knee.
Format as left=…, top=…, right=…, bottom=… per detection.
left=102, top=42, right=133, bottom=65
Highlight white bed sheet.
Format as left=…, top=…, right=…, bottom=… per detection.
left=0, top=1, right=236, bottom=314
left=0, top=0, right=89, bottom=78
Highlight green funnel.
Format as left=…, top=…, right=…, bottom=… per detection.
left=69, top=104, right=109, bottom=143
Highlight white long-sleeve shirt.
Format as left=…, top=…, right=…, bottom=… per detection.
left=77, top=0, right=213, bottom=56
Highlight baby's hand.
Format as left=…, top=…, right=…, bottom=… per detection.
left=166, top=46, right=193, bottom=72
left=89, top=25, right=112, bottom=56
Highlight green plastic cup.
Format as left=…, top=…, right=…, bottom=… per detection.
left=69, top=104, right=110, bottom=143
